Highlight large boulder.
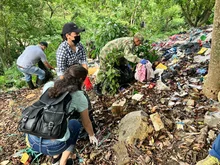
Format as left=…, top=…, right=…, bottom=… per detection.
left=113, top=110, right=153, bottom=165
left=118, top=110, right=153, bottom=144
left=113, top=141, right=130, bottom=165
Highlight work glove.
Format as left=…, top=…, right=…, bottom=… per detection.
left=140, top=59, right=148, bottom=64
left=51, top=69, right=56, bottom=74
left=84, top=76, right=93, bottom=91
left=89, top=135, right=99, bottom=146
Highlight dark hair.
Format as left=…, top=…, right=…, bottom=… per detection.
left=39, top=41, right=48, bottom=48
left=61, top=32, right=71, bottom=41
left=48, top=64, right=88, bottom=98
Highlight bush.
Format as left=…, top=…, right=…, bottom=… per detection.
left=99, top=50, right=124, bottom=95
left=0, top=63, right=26, bottom=90
left=135, top=43, right=159, bottom=63
left=94, top=18, right=135, bottom=57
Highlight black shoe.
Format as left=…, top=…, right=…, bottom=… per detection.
left=52, top=154, right=62, bottom=165
left=66, top=158, right=74, bottom=165
left=27, top=81, right=36, bottom=89
left=36, top=78, right=44, bottom=87
left=94, top=84, right=102, bottom=96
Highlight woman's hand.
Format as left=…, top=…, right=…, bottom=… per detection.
left=89, top=135, right=98, bottom=146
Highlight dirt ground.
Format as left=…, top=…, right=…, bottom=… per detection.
left=0, top=80, right=217, bottom=165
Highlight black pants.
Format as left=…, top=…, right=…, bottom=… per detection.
left=37, top=61, right=53, bottom=83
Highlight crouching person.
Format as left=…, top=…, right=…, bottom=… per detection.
left=17, top=41, right=54, bottom=89
left=27, top=64, right=98, bottom=165
left=196, top=134, right=220, bottom=165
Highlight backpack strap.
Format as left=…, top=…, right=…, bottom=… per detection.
left=39, top=88, right=70, bottom=105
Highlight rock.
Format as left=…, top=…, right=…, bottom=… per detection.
left=113, top=142, right=130, bottom=165
left=183, top=136, right=195, bottom=146
left=151, top=106, right=158, bottom=113
left=26, top=93, right=36, bottom=99
left=208, top=130, right=216, bottom=140
left=204, top=111, right=220, bottom=127
left=168, top=101, right=175, bottom=107
left=90, top=150, right=101, bottom=160
left=118, top=111, right=153, bottom=144
left=190, top=93, right=200, bottom=100
left=218, top=91, right=220, bottom=102
left=186, top=99, right=195, bottom=106
left=145, top=155, right=151, bottom=163
left=132, top=94, right=144, bottom=101
left=192, top=88, right=199, bottom=93
left=197, top=126, right=208, bottom=144
left=150, top=112, right=164, bottom=131
left=111, top=98, right=126, bottom=116
left=160, top=98, right=167, bottom=104
left=184, top=106, right=193, bottom=112
left=104, top=151, right=112, bottom=160
left=0, top=160, right=9, bottom=165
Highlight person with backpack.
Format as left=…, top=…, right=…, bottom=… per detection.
left=17, top=41, right=54, bottom=89
left=26, top=64, right=98, bottom=165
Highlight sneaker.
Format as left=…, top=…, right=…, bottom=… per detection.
left=196, top=155, right=220, bottom=165
left=52, top=154, right=62, bottom=165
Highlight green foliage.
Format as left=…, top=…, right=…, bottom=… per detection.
left=0, top=63, right=26, bottom=90
left=0, top=0, right=215, bottom=91
left=0, top=76, right=6, bottom=89
left=94, top=18, right=135, bottom=57
left=141, top=0, right=184, bottom=37
left=99, top=50, right=124, bottom=95
left=175, top=0, right=215, bottom=27
left=135, top=43, right=159, bottom=63
left=40, top=35, right=62, bottom=66
left=0, top=0, right=45, bottom=64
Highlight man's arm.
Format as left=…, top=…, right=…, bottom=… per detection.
left=43, top=61, right=54, bottom=70
left=124, top=45, right=141, bottom=63
left=40, top=52, right=54, bottom=70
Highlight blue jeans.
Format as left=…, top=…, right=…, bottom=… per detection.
left=17, top=66, right=45, bottom=82
left=28, top=119, right=81, bottom=156
left=210, top=134, right=220, bottom=160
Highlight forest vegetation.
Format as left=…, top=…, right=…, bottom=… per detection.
left=0, top=0, right=215, bottom=90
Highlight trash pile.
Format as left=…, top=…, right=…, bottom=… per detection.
left=74, top=25, right=220, bottom=165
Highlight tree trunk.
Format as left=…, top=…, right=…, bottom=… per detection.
left=0, top=47, right=5, bottom=75
left=130, top=0, right=141, bottom=25
left=203, top=0, right=220, bottom=100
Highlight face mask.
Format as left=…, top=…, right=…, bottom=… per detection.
left=72, top=35, right=81, bottom=45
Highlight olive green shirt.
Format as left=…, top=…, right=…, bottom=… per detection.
left=100, top=37, right=141, bottom=63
